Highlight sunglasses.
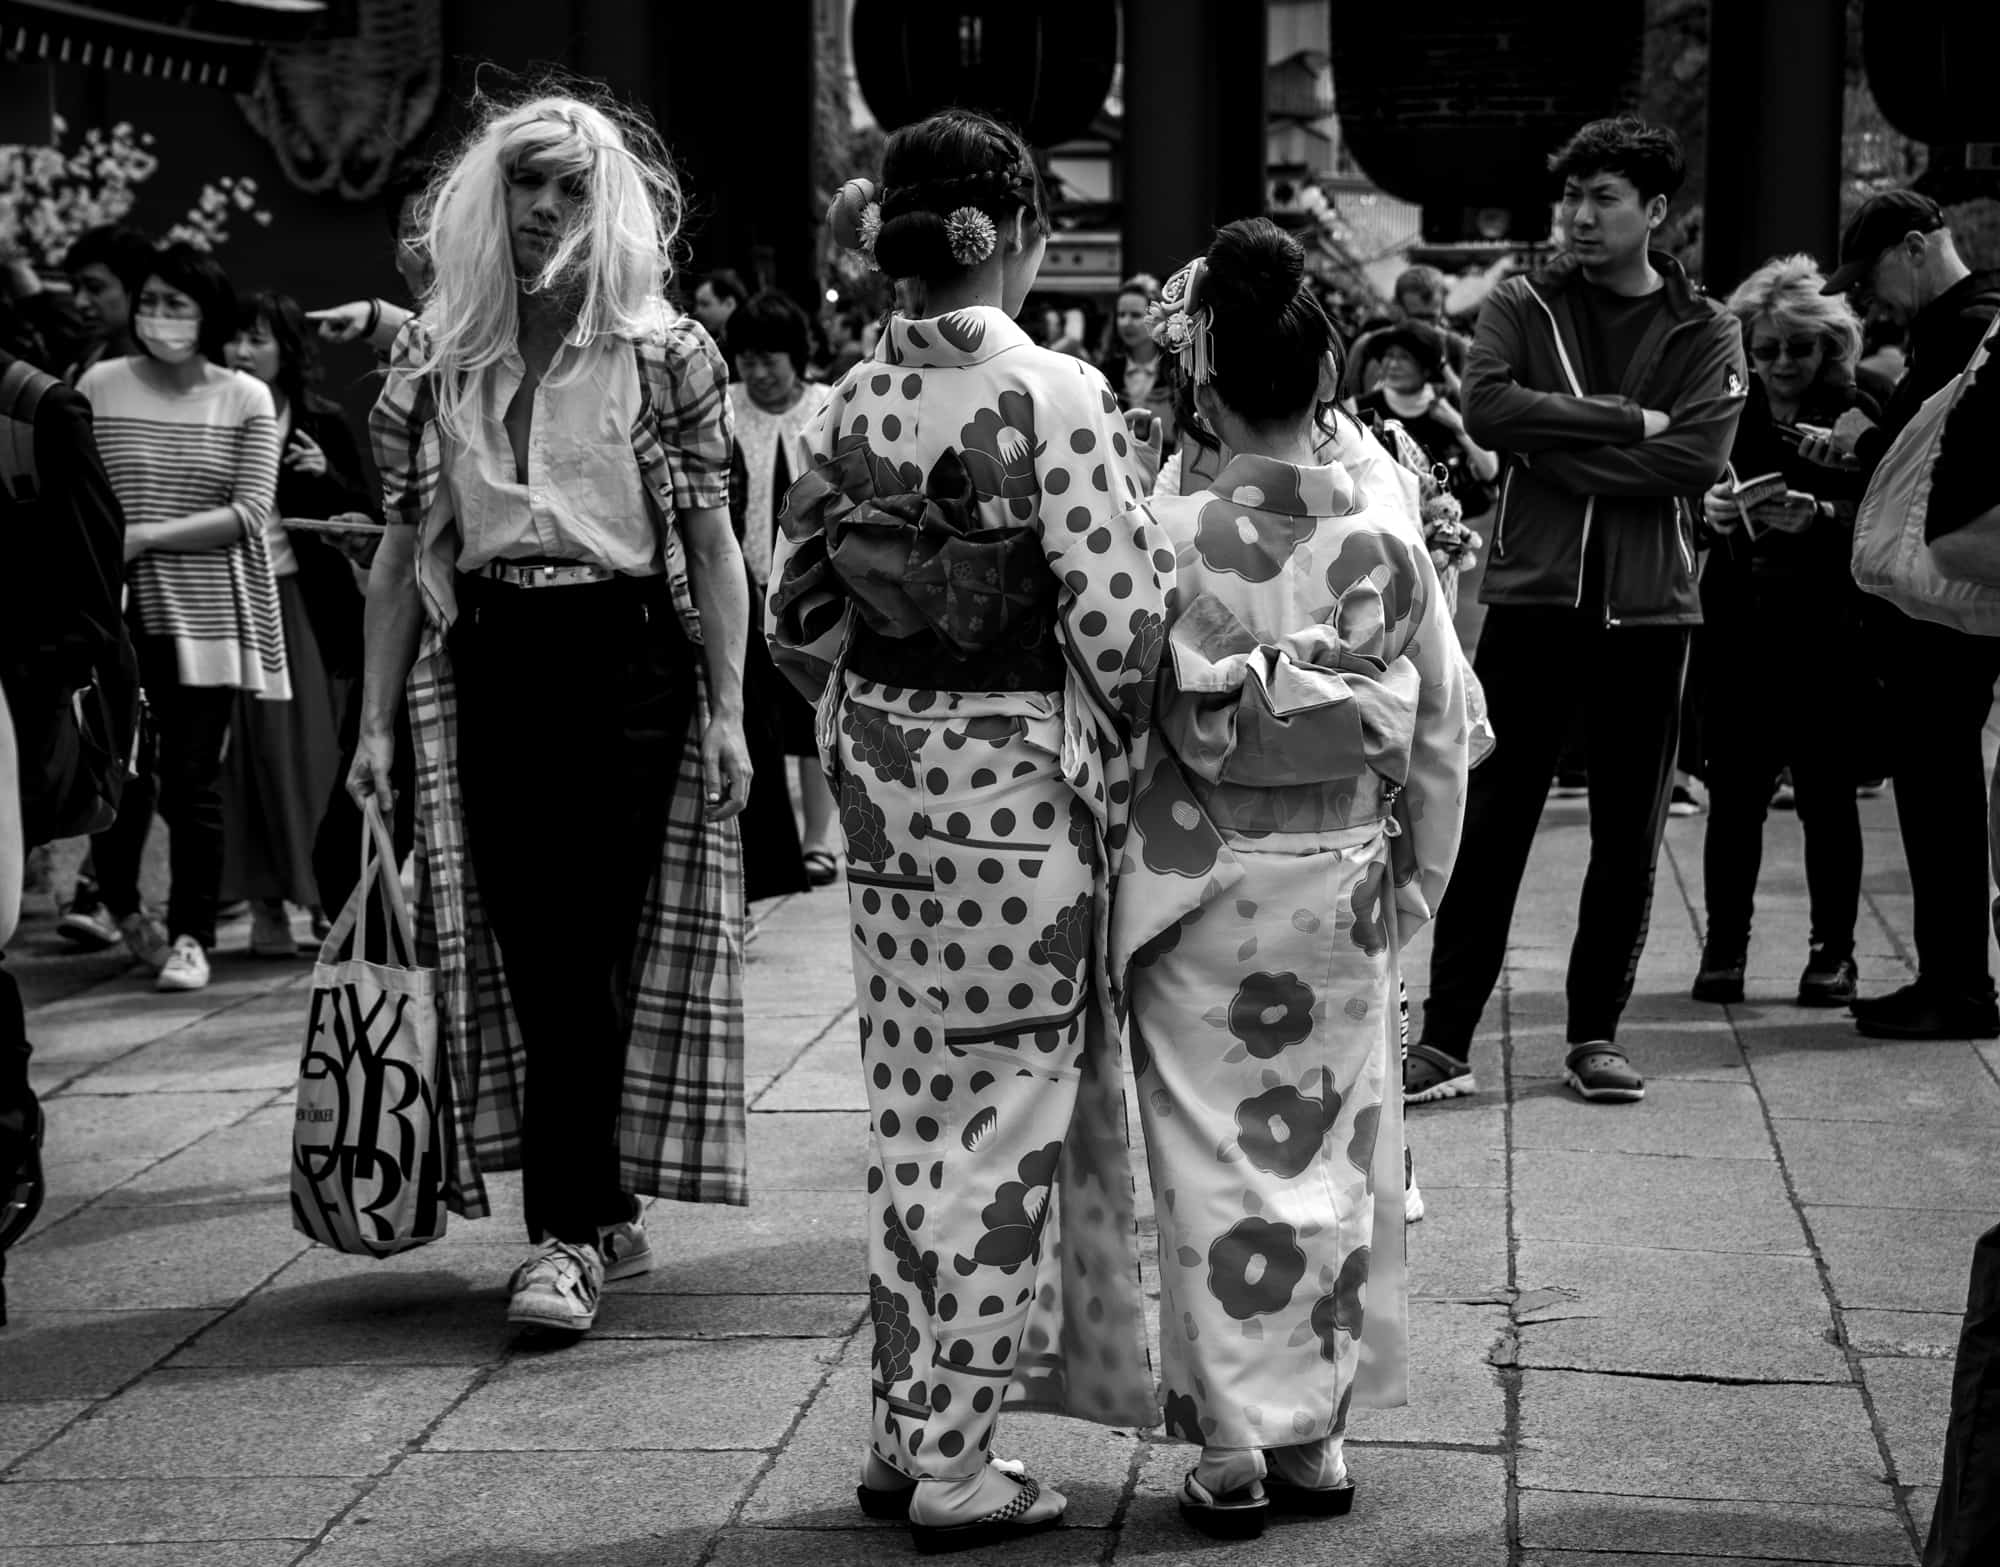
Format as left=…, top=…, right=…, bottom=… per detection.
left=1749, top=337, right=1820, bottom=363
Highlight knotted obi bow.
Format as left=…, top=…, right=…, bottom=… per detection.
left=1158, top=580, right=1420, bottom=793
left=770, top=435, right=1057, bottom=664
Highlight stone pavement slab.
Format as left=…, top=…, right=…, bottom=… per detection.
left=0, top=1400, right=89, bottom=1465
left=1511, top=1018, right=1751, bottom=1083
left=1749, top=1038, right=2000, bottom=1125
left=1518, top=1372, right=1887, bottom=1506
left=13, top=1365, right=477, bottom=1479
left=1843, top=1311, right=1965, bottom=1359
left=1510, top=1077, right=1776, bottom=1160
left=1864, top=1357, right=1956, bottom=1491
left=1364, top=1302, right=1508, bottom=1446
left=9, top=1199, right=310, bottom=1313
left=1807, top=1205, right=1992, bottom=1312
left=1773, top=1118, right=1999, bottom=1211
left=307, top=1450, right=762, bottom=1567
left=0, top=1545, right=303, bottom=1566
left=0, top=1475, right=360, bottom=1548
left=427, top=1337, right=840, bottom=1454
left=0, top=1309, right=223, bottom=1400
left=1513, top=1148, right=1807, bottom=1254
left=1517, top=1490, right=1915, bottom=1562
left=1513, top=1239, right=1846, bottom=1381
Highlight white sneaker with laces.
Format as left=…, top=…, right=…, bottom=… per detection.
left=598, top=1213, right=653, bottom=1281
left=119, top=912, right=172, bottom=972
left=507, top=1239, right=605, bottom=1332
left=155, top=936, right=211, bottom=993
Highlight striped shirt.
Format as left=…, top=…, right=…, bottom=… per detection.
left=79, top=358, right=289, bottom=697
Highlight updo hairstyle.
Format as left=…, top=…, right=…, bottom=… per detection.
left=1175, top=217, right=1343, bottom=449
left=869, top=109, right=1048, bottom=282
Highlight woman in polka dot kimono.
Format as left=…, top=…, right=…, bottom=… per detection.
left=1109, top=220, right=1470, bottom=1540
left=766, top=110, right=1174, bottom=1553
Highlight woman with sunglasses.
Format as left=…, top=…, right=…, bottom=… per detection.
left=1690, top=255, right=1879, bottom=1009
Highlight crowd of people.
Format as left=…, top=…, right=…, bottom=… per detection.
left=2, top=82, right=1997, bottom=1561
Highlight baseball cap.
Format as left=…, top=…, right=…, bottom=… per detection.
left=1822, top=191, right=1946, bottom=295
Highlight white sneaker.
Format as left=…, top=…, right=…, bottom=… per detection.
left=119, top=912, right=172, bottom=972
left=507, top=1239, right=605, bottom=1333
left=1404, top=1146, right=1426, bottom=1224
left=155, top=936, right=211, bottom=992
left=598, top=1213, right=654, bottom=1281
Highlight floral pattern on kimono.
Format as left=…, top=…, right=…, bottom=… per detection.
left=765, top=307, right=1176, bottom=1471
left=1115, top=453, right=1469, bottom=1442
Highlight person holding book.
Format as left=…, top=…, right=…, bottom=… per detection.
left=1689, top=255, right=1878, bottom=1008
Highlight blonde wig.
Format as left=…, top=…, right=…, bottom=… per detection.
left=410, top=92, right=684, bottom=438
left=1725, top=253, right=1864, bottom=389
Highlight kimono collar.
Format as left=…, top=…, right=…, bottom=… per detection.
left=1206, top=452, right=1356, bottom=519
left=879, top=306, right=1033, bottom=369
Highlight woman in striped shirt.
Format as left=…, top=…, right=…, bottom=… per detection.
left=80, top=243, right=288, bottom=993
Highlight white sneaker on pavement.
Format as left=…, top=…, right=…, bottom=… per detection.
left=507, top=1239, right=605, bottom=1333
left=155, top=936, right=211, bottom=993
left=598, top=1213, right=653, bottom=1281
left=119, top=912, right=172, bottom=973
left=1404, top=1146, right=1426, bottom=1224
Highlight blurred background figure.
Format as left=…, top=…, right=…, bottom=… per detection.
left=729, top=290, right=837, bottom=893
left=692, top=267, right=748, bottom=356
left=220, top=290, right=373, bottom=954
left=1690, top=256, right=1877, bottom=1011
left=815, top=296, right=870, bottom=382
left=1096, top=271, right=1175, bottom=447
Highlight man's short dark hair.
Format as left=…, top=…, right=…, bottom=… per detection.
left=699, top=268, right=749, bottom=309
left=1547, top=116, right=1687, bottom=205
left=139, top=242, right=240, bottom=364
left=380, top=161, right=430, bottom=240
left=62, top=224, right=155, bottom=294
left=729, top=290, right=812, bottom=371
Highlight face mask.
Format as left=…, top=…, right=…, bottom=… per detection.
left=135, top=314, right=202, bottom=364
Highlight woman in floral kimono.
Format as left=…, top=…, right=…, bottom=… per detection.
left=1112, top=220, right=1470, bottom=1538
left=766, top=110, right=1172, bottom=1552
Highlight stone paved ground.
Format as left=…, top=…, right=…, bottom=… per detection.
left=2, top=775, right=1996, bottom=1566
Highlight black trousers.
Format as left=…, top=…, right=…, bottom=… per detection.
left=1927, top=1223, right=2000, bottom=1566
left=449, top=573, right=696, bottom=1246
left=1878, top=612, right=2000, bottom=999
left=1420, top=606, right=1690, bottom=1053
left=1698, top=597, right=1864, bottom=961
left=91, top=631, right=235, bottom=950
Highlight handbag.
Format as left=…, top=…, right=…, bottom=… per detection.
left=290, top=797, right=448, bottom=1256
left=1851, top=315, right=2000, bottom=636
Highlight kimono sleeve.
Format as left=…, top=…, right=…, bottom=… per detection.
left=1036, top=362, right=1175, bottom=737
left=368, top=317, right=439, bottom=531
left=1389, top=548, right=1470, bottom=934
left=654, top=319, right=736, bottom=513
left=763, top=388, right=847, bottom=704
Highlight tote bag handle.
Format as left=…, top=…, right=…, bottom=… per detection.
left=319, top=796, right=415, bottom=967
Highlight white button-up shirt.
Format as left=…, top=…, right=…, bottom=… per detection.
left=446, top=335, right=659, bottom=574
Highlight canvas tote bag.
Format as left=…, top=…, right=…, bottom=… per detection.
left=1851, top=314, right=2000, bottom=636
left=290, top=797, right=447, bottom=1255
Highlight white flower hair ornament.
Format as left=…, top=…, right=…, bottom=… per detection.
left=1146, top=257, right=1216, bottom=384
left=827, top=177, right=883, bottom=270
left=945, top=206, right=999, bottom=267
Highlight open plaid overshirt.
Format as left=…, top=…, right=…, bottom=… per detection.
left=370, top=311, right=748, bottom=1216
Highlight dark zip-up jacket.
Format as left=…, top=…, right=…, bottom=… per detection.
left=1464, top=250, right=1747, bottom=626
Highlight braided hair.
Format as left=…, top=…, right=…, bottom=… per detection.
left=832, top=109, right=1047, bottom=285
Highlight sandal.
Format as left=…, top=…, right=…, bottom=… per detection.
left=858, top=1455, right=1024, bottom=1521
left=1404, top=1043, right=1477, bottom=1105
left=910, top=1470, right=1062, bottom=1555
left=1178, top=1468, right=1269, bottom=1540
left=1563, top=1042, right=1645, bottom=1104
left=802, top=849, right=840, bottom=888
left=1263, top=1468, right=1357, bottom=1517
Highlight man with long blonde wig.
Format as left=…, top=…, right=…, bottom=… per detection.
left=352, top=91, right=753, bottom=1337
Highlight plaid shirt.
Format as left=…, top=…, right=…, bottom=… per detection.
left=371, top=311, right=748, bottom=1215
